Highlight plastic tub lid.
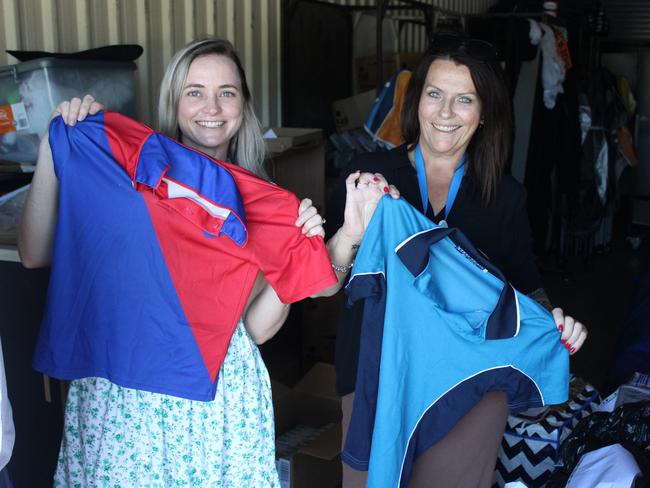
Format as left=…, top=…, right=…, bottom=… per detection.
left=0, top=57, right=137, bottom=74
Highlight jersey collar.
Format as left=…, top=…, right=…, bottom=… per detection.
left=134, top=133, right=248, bottom=247
left=396, top=226, right=520, bottom=340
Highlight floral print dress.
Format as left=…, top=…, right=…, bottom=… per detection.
left=54, top=320, right=280, bottom=487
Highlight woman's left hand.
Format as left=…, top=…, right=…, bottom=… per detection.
left=552, top=308, right=588, bottom=355
left=295, top=198, right=325, bottom=238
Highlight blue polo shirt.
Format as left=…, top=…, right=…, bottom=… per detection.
left=342, top=197, right=569, bottom=487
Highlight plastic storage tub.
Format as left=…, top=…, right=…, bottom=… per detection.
left=0, top=58, right=137, bottom=162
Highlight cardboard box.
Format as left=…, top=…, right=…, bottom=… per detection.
left=355, top=52, right=421, bottom=91
left=300, top=295, right=343, bottom=338
left=273, top=363, right=342, bottom=488
left=263, top=127, right=323, bottom=154
left=332, top=90, right=376, bottom=133
left=298, top=296, right=343, bottom=366
left=266, top=141, right=325, bottom=211
left=301, top=334, right=336, bottom=368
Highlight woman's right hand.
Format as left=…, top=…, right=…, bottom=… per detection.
left=53, top=94, right=104, bottom=125
left=340, top=171, right=400, bottom=243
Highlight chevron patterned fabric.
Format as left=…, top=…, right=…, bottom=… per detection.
left=494, top=377, right=601, bottom=487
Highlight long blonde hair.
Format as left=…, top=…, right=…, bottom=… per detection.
left=157, top=37, right=268, bottom=179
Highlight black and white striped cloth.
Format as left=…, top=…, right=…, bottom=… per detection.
left=494, top=376, right=601, bottom=487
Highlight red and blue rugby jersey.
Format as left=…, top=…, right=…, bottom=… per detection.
left=32, top=112, right=336, bottom=401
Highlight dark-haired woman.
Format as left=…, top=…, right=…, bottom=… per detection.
left=325, top=35, right=587, bottom=487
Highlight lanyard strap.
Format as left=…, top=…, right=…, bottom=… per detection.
left=414, top=144, right=466, bottom=219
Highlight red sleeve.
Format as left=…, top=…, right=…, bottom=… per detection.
left=242, top=177, right=336, bottom=303
left=103, top=111, right=154, bottom=179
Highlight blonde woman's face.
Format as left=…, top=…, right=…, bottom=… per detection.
left=177, top=54, right=244, bottom=160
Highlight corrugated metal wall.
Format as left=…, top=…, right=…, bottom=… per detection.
left=0, top=0, right=493, bottom=127
left=328, top=0, right=497, bottom=53
left=0, top=0, right=282, bottom=127
left=603, top=0, right=650, bottom=42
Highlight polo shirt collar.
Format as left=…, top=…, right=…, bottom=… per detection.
left=134, top=133, right=248, bottom=247
left=396, top=226, right=520, bottom=340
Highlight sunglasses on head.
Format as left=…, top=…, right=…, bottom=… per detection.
left=430, top=33, right=498, bottom=61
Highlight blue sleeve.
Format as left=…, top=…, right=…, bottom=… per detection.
left=48, top=112, right=110, bottom=181
left=345, top=197, right=388, bottom=305
left=48, top=115, right=71, bottom=180
left=342, top=198, right=389, bottom=471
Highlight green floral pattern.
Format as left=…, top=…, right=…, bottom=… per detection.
left=54, top=321, right=280, bottom=487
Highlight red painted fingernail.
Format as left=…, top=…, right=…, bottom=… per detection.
left=558, top=324, right=564, bottom=333
left=560, top=339, right=566, bottom=344
left=565, top=343, right=571, bottom=350
left=383, top=186, right=389, bottom=193
left=570, top=347, right=576, bottom=354
left=373, top=177, right=379, bottom=182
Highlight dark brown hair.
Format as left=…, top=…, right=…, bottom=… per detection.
left=401, top=37, right=512, bottom=205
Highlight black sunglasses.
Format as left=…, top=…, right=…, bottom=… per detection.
left=430, top=33, right=498, bottom=61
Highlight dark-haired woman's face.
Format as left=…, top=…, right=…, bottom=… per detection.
left=417, top=59, right=481, bottom=159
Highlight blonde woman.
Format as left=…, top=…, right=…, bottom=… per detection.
left=19, top=38, right=397, bottom=486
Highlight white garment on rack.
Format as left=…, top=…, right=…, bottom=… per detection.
left=0, top=339, right=14, bottom=470
left=529, top=21, right=566, bottom=109
left=528, top=18, right=542, bottom=44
